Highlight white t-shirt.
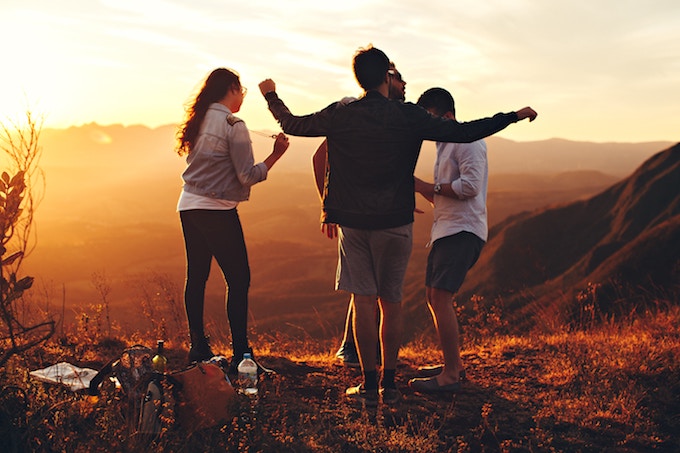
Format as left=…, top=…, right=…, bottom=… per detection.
left=177, top=190, right=238, bottom=211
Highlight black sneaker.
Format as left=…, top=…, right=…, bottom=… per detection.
left=345, top=383, right=378, bottom=407
left=188, top=336, right=214, bottom=363
left=335, top=344, right=360, bottom=368
left=380, top=387, right=401, bottom=405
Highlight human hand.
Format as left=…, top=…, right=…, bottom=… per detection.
left=516, top=107, right=537, bottom=122
left=414, top=176, right=434, bottom=203
left=259, top=79, right=276, bottom=96
left=273, top=133, right=289, bottom=155
left=321, top=223, right=338, bottom=240
left=413, top=176, right=430, bottom=194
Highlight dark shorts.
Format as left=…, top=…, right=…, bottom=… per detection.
left=426, top=231, right=485, bottom=294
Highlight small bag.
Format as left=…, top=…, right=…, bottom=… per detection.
left=169, top=362, right=238, bottom=432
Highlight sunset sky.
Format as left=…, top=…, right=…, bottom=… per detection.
left=1, top=0, right=678, bottom=143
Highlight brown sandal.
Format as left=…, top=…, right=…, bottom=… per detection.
left=408, top=376, right=461, bottom=393
left=416, top=365, right=467, bottom=381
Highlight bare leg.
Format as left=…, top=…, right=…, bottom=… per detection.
left=378, top=297, right=402, bottom=371
left=352, top=294, right=378, bottom=376
left=427, top=286, right=464, bottom=385
left=340, top=300, right=355, bottom=346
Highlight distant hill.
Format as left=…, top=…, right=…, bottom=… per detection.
left=37, top=124, right=671, bottom=177
left=483, top=137, right=672, bottom=177
left=456, top=144, right=680, bottom=330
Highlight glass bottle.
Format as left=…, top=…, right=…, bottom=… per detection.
left=152, top=340, right=167, bottom=373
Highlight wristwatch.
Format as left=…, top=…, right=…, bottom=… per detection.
left=433, top=183, right=442, bottom=195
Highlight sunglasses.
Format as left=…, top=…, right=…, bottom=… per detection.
left=388, top=69, right=404, bottom=83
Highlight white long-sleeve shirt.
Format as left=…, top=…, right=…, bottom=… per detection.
left=430, top=139, right=488, bottom=243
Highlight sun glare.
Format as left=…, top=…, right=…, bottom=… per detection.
left=89, top=129, right=114, bottom=145
left=0, top=10, right=80, bottom=126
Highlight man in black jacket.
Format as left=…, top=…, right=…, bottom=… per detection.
left=312, top=62, right=408, bottom=370
left=259, top=45, right=536, bottom=406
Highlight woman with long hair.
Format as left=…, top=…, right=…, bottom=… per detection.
left=177, top=68, right=289, bottom=368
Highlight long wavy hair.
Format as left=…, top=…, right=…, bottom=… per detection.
left=176, top=68, right=241, bottom=156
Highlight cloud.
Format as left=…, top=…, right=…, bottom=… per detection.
left=1, top=0, right=677, bottom=141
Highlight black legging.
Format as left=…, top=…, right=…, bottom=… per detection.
left=180, top=208, right=251, bottom=357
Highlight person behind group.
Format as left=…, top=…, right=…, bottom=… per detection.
left=312, top=62, right=407, bottom=368
left=409, top=87, right=490, bottom=393
left=259, top=45, right=537, bottom=407
left=176, top=67, right=290, bottom=371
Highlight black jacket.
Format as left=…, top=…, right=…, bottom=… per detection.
left=265, top=90, right=518, bottom=229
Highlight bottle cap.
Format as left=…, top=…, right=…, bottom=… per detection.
left=243, top=353, right=252, bottom=359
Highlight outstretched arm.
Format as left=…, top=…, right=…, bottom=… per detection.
left=259, top=79, right=333, bottom=137
left=414, top=104, right=538, bottom=144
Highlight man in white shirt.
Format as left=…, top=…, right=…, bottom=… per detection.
left=410, top=87, right=488, bottom=393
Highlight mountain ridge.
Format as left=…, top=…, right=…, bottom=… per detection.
left=37, top=123, right=672, bottom=177
left=455, top=144, right=680, bottom=330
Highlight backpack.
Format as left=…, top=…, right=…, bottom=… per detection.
left=89, top=345, right=162, bottom=439
left=169, top=362, right=238, bottom=432
left=89, top=345, right=238, bottom=437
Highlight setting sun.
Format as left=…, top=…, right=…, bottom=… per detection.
left=0, top=9, right=95, bottom=126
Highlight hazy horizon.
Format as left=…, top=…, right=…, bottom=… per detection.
left=39, top=121, right=680, bottom=146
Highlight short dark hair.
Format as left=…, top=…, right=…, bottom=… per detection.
left=353, top=45, right=390, bottom=91
left=416, top=87, right=456, bottom=117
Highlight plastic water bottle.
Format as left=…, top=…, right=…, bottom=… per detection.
left=237, top=353, right=258, bottom=396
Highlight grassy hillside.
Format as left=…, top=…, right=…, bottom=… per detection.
left=1, top=305, right=678, bottom=452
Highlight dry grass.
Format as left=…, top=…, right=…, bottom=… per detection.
left=1, top=307, right=679, bottom=452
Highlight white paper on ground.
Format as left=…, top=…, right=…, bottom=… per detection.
left=29, top=362, right=99, bottom=392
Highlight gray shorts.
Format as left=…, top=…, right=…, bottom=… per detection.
left=336, top=224, right=413, bottom=303
left=426, top=231, right=485, bottom=294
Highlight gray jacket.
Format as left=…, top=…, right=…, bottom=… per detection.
left=182, top=103, right=268, bottom=201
